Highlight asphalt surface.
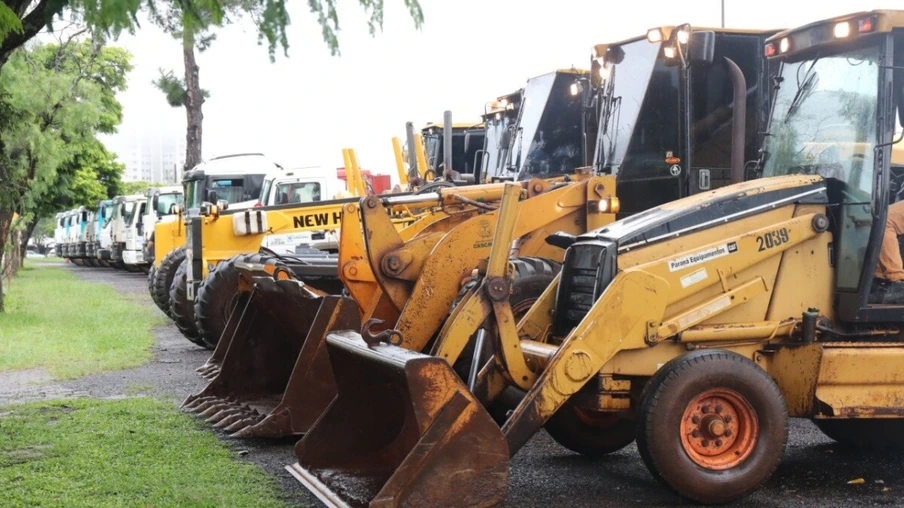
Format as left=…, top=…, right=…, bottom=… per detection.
left=12, top=262, right=904, bottom=507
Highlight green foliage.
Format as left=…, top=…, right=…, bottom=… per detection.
left=0, top=398, right=286, bottom=507
left=120, top=180, right=170, bottom=195
left=0, top=40, right=129, bottom=219
left=153, top=68, right=186, bottom=107
left=0, top=263, right=160, bottom=379
left=1, top=0, right=424, bottom=66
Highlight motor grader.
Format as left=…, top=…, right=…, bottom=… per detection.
left=183, top=23, right=777, bottom=441
left=286, top=10, right=904, bottom=506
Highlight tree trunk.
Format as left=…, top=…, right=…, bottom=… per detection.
left=18, top=218, right=37, bottom=270
left=0, top=210, right=13, bottom=313
left=183, top=32, right=203, bottom=171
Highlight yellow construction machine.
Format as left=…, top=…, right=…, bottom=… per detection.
left=287, top=11, right=904, bottom=505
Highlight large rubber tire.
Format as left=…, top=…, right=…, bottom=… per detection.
left=452, top=257, right=561, bottom=382
left=194, top=253, right=294, bottom=349
left=148, top=265, right=160, bottom=308
left=169, top=259, right=205, bottom=347
left=637, top=350, right=788, bottom=504
left=154, top=248, right=185, bottom=318
left=545, top=400, right=636, bottom=457
left=813, top=419, right=904, bottom=449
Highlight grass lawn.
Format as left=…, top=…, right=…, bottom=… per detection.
left=0, top=264, right=161, bottom=379
left=0, top=398, right=285, bottom=507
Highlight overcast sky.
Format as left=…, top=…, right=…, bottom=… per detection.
left=100, top=0, right=894, bottom=180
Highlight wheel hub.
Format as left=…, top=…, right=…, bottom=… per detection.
left=680, top=388, right=758, bottom=470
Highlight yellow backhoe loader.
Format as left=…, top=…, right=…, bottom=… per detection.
left=288, top=11, right=904, bottom=505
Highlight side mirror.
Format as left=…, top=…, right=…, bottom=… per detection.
left=688, top=31, right=716, bottom=64
left=170, top=204, right=182, bottom=215
left=216, top=199, right=229, bottom=211
left=207, top=190, right=218, bottom=203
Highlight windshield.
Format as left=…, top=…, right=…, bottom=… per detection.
left=483, top=109, right=516, bottom=179
left=424, top=134, right=440, bottom=171
left=156, top=193, right=183, bottom=216
left=259, top=178, right=274, bottom=205
left=762, top=46, right=879, bottom=197
left=515, top=72, right=585, bottom=180
left=275, top=181, right=322, bottom=204
left=185, top=181, right=203, bottom=209
left=123, top=202, right=137, bottom=225
left=596, top=39, right=680, bottom=176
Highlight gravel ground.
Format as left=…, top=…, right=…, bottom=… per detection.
left=10, top=263, right=904, bottom=507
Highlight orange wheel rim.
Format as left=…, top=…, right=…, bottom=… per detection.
left=680, top=388, right=757, bottom=470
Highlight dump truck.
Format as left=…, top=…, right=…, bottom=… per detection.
left=288, top=11, right=904, bottom=505
left=88, top=198, right=116, bottom=267
left=109, top=194, right=147, bottom=271
left=185, top=23, right=778, bottom=441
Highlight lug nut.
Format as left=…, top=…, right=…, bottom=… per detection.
left=702, top=439, right=709, bottom=447
left=702, top=405, right=710, bottom=414
left=725, top=429, right=732, bottom=437
left=691, top=430, right=700, bottom=438
left=715, top=439, right=723, bottom=447
left=724, top=415, right=732, bottom=423
left=715, top=405, right=723, bottom=414
left=691, top=416, right=700, bottom=424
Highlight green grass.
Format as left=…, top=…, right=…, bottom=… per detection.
left=0, top=398, right=286, bottom=507
left=0, top=265, right=162, bottom=379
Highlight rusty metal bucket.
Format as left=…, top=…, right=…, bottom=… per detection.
left=182, top=276, right=358, bottom=438
left=287, top=332, right=508, bottom=508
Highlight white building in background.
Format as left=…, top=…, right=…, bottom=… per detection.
left=103, top=125, right=187, bottom=183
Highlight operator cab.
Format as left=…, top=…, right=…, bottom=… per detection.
left=593, top=27, right=779, bottom=215
left=183, top=153, right=280, bottom=213
left=759, top=10, right=904, bottom=322
left=420, top=122, right=486, bottom=182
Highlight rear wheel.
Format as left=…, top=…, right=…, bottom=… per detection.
left=169, top=259, right=205, bottom=347
left=545, top=401, right=636, bottom=456
left=154, top=248, right=185, bottom=318
left=813, top=419, right=904, bottom=449
left=637, top=350, right=787, bottom=504
left=194, top=253, right=294, bottom=349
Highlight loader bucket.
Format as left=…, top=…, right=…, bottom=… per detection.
left=287, top=332, right=508, bottom=508
left=182, top=277, right=355, bottom=438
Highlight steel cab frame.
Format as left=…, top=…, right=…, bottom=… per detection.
left=591, top=26, right=779, bottom=215
left=758, top=10, right=904, bottom=324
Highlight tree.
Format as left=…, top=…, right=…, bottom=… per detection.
left=0, top=0, right=425, bottom=72
left=0, top=38, right=131, bottom=310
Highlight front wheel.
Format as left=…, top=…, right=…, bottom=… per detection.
left=169, top=259, right=205, bottom=347
left=636, top=350, right=788, bottom=504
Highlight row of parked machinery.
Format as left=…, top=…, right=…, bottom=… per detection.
left=59, top=10, right=904, bottom=505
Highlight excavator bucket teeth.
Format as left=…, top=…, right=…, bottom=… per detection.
left=186, top=275, right=360, bottom=438
left=287, top=332, right=509, bottom=508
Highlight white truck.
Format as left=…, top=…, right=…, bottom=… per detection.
left=122, top=186, right=183, bottom=271
left=109, top=194, right=146, bottom=270
left=256, top=167, right=346, bottom=255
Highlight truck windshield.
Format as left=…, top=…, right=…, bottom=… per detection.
left=123, top=202, right=137, bottom=225
left=762, top=46, right=879, bottom=197
left=597, top=39, right=679, bottom=176
left=515, top=72, right=586, bottom=180
left=156, top=193, right=183, bottom=216
left=276, top=182, right=322, bottom=204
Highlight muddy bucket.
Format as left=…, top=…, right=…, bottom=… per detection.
left=287, top=332, right=508, bottom=508
left=182, top=276, right=351, bottom=437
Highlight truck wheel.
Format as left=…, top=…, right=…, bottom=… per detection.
left=813, top=419, right=904, bottom=449
left=169, top=259, right=205, bottom=347
left=154, top=248, right=185, bottom=318
left=637, top=350, right=788, bottom=504
left=194, top=254, right=293, bottom=349
left=148, top=265, right=159, bottom=307
left=452, top=257, right=561, bottom=381
left=545, top=400, right=636, bottom=456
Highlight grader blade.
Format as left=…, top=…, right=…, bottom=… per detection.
left=287, top=332, right=508, bottom=508
left=182, top=276, right=346, bottom=438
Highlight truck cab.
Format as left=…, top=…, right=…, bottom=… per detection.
left=256, top=167, right=346, bottom=255
left=133, top=186, right=183, bottom=267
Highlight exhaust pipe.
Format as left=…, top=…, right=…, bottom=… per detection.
left=443, top=110, right=453, bottom=175
left=405, top=122, right=418, bottom=179
left=724, top=57, right=747, bottom=185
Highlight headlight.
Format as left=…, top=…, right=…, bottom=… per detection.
left=594, top=197, right=620, bottom=214
left=646, top=28, right=663, bottom=43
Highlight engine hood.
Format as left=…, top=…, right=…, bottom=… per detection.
left=583, top=175, right=827, bottom=251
